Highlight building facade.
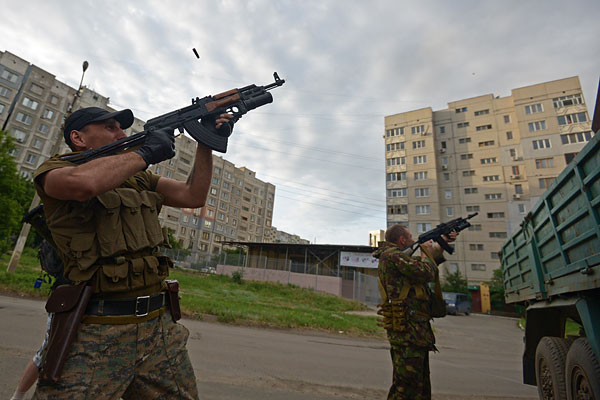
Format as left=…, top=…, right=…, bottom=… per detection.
left=384, top=77, right=593, bottom=284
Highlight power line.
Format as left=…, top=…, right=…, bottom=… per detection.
left=276, top=187, right=385, bottom=213
left=276, top=194, right=386, bottom=220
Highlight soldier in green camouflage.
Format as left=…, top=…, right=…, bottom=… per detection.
left=374, top=224, right=457, bottom=400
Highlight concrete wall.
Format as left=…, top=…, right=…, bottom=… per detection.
left=216, top=264, right=342, bottom=297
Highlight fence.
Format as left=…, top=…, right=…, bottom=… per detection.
left=165, top=248, right=380, bottom=306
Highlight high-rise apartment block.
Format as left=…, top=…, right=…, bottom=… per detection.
left=384, top=77, right=593, bottom=284
left=150, top=134, right=277, bottom=254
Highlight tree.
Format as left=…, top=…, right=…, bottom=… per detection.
left=488, top=268, right=506, bottom=310
left=441, top=267, right=468, bottom=294
left=0, top=130, right=35, bottom=255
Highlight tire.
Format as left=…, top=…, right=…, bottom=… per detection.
left=535, top=336, right=570, bottom=400
left=566, top=337, right=600, bottom=400
left=464, top=311, right=469, bottom=316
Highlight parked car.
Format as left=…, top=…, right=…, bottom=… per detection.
left=442, top=292, right=471, bottom=315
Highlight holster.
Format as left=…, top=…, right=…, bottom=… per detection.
left=165, top=280, right=181, bottom=322
left=42, top=283, right=93, bottom=382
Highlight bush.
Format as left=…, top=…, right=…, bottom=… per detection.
left=231, top=269, right=244, bottom=284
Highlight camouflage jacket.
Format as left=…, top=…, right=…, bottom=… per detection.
left=373, top=241, right=437, bottom=349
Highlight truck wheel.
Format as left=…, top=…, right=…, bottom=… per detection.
left=566, top=337, right=600, bottom=400
left=535, top=336, right=569, bottom=400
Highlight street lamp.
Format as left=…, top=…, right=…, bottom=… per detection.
left=6, top=61, right=89, bottom=273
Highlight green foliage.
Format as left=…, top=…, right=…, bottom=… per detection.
left=0, top=131, right=36, bottom=255
left=488, top=268, right=506, bottom=310
left=441, top=267, right=468, bottom=294
left=167, top=228, right=184, bottom=249
left=0, top=247, right=52, bottom=297
left=231, top=269, right=244, bottom=284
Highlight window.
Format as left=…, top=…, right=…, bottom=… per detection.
left=509, top=148, right=516, bottom=158
left=0, top=87, right=11, bottom=97
left=13, top=129, right=27, bottom=143
left=414, top=171, right=427, bottom=180
left=458, top=137, right=471, bottom=144
left=561, top=131, right=593, bottom=144
left=212, top=177, right=220, bottom=185
left=532, top=139, right=551, bottom=150
left=388, top=205, right=408, bottom=215
left=413, top=155, right=427, bottom=164
left=535, top=158, right=554, bottom=168
left=468, top=224, right=482, bottom=231
left=553, top=94, right=583, bottom=108
left=443, top=173, right=450, bottom=181
left=415, top=188, right=430, bottom=197
left=469, top=244, right=484, bottom=251
left=476, top=124, right=492, bottom=131
left=388, top=188, right=407, bottom=198
left=480, top=157, right=497, bottom=164
left=525, top=103, right=543, bottom=114
left=528, top=120, right=547, bottom=132
left=165, top=171, right=172, bottom=178
left=474, top=109, right=489, bottom=116
left=464, top=187, right=478, bottom=194
left=487, top=212, right=505, bottom=218
left=0, top=103, right=4, bottom=114
left=416, top=205, right=430, bottom=215
left=417, top=223, right=432, bottom=233
left=471, top=264, right=486, bottom=271
left=386, top=156, right=405, bottom=166
left=386, top=127, right=404, bottom=137
left=22, top=97, right=39, bottom=110
left=485, top=193, right=502, bottom=200
left=411, top=125, right=425, bottom=134
left=455, top=107, right=467, bottom=113
left=50, top=95, right=59, bottom=105
left=445, top=190, right=452, bottom=199
left=506, top=131, right=513, bottom=140
left=29, top=83, right=44, bottom=95
left=210, top=187, right=217, bottom=195
left=387, top=172, right=406, bottom=182
left=386, top=142, right=405, bottom=152
left=504, top=115, right=511, bottom=124
left=483, top=175, right=500, bottom=182
left=446, top=207, right=454, bottom=217
left=461, top=153, right=473, bottom=160
left=224, top=171, right=232, bottom=179
left=558, top=112, right=587, bottom=126
left=479, top=140, right=495, bottom=147
left=16, top=112, right=33, bottom=125
left=1, top=69, right=19, bottom=83
left=38, top=124, right=49, bottom=134
left=512, top=166, right=520, bottom=175
left=515, top=184, right=523, bottom=194
left=25, top=153, right=38, bottom=165
left=412, top=140, right=426, bottom=149
left=42, top=109, right=54, bottom=120
left=466, top=205, right=480, bottom=212
left=463, top=170, right=475, bottom=177
left=32, top=138, right=43, bottom=149
left=457, top=122, right=469, bottom=128
left=539, top=177, right=556, bottom=189
left=518, top=204, right=527, bottom=214
left=214, top=167, right=221, bottom=174
left=204, top=220, right=212, bottom=228
left=489, top=232, right=507, bottom=238
left=439, top=126, right=446, bottom=134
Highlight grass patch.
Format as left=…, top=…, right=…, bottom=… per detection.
left=0, top=251, right=382, bottom=337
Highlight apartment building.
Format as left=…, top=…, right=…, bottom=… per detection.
left=150, top=133, right=277, bottom=254
left=0, top=51, right=115, bottom=178
left=384, top=77, right=593, bottom=284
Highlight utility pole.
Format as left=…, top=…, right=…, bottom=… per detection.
left=7, top=61, right=89, bottom=273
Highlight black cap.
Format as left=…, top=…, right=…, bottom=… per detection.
left=63, top=107, right=134, bottom=147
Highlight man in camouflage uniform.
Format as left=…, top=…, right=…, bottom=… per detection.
left=32, top=107, right=231, bottom=399
left=374, top=225, right=457, bottom=400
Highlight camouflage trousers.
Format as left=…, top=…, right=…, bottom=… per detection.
left=387, top=345, right=431, bottom=400
left=33, top=311, right=198, bottom=399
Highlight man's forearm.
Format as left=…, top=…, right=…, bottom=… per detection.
left=43, top=152, right=147, bottom=201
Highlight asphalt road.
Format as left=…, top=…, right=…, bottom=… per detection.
left=0, top=295, right=538, bottom=399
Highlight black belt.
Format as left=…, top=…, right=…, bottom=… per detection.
left=85, top=292, right=168, bottom=317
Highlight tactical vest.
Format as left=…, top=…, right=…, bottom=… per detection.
left=377, top=280, right=431, bottom=332
left=46, top=187, right=170, bottom=294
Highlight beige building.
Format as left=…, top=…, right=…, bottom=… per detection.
left=368, top=229, right=385, bottom=247
left=384, top=76, right=593, bottom=285
left=0, top=50, right=115, bottom=178
left=150, top=133, right=277, bottom=254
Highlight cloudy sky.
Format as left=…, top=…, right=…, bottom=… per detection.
left=1, top=0, right=599, bottom=245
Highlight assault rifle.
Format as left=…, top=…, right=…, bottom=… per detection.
left=62, top=72, right=285, bottom=164
left=403, top=213, right=478, bottom=255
